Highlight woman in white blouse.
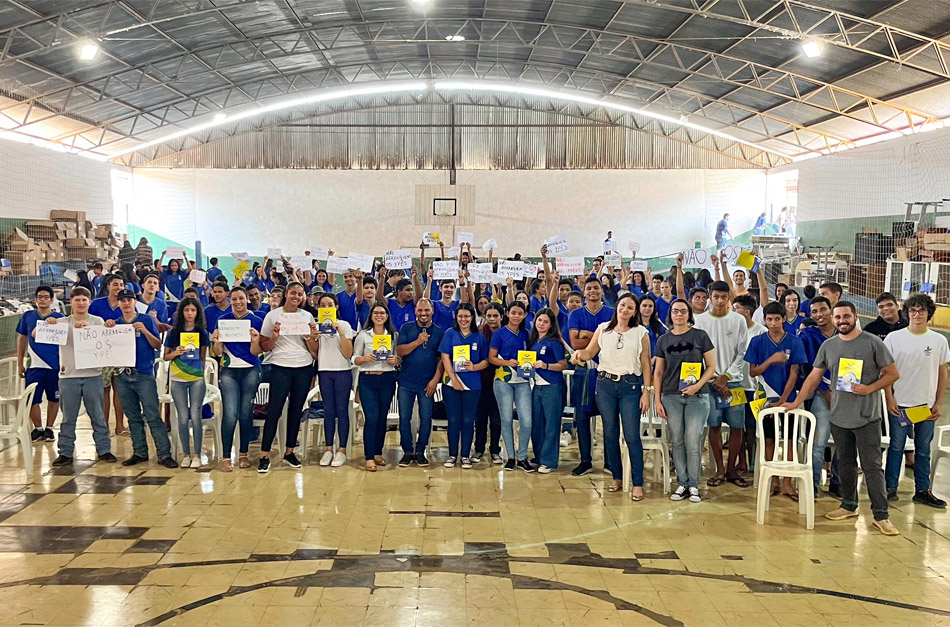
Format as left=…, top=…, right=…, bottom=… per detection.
left=352, top=302, right=401, bottom=471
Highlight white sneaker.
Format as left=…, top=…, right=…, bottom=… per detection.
left=190, top=456, right=203, bottom=468
left=559, top=431, right=572, bottom=447
left=688, top=487, right=702, bottom=503
left=538, top=465, right=552, bottom=474
left=180, top=456, right=192, bottom=468
left=670, top=486, right=688, bottom=501
left=320, top=451, right=334, bottom=466
left=331, top=451, right=346, bottom=467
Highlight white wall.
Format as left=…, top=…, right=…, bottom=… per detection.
left=130, top=168, right=766, bottom=259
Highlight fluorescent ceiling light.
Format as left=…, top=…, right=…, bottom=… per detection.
left=410, top=0, right=431, bottom=5
left=445, top=34, right=465, bottom=42
left=79, top=42, right=100, bottom=61
left=213, top=113, right=228, bottom=123
left=801, top=41, right=823, bottom=58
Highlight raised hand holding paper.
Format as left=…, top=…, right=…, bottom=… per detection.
left=433, top=260, right=460, bottom=281
left=384, top=250, right=412, bottom=270
left=218, top=319, right=251, bottom=342
left=266, top=248, right=282, bottom=258
left=679, top=248, right=711, bottom=268
left=628, top=241, right=641, bottom=253
left=73, top=325, right=135, bottom=369
left=189, top=269, right=206, bottom=284
left=556, top=257, right=584, bottom=276
left=482, top=238, right=498, bottom=252
left=166, top=246, right=185, bottom=259
left=311, top=246, right=330, bottom=261
left=326, top=256, right=349, bottom=275
left=457, top=232, right=474, bottom=245
left=497, top=260, right=525, bottom=280
left=230, top=252, right=250, bottom=262
left=544, top=234, right=569, bottom=255
left=469, top=263, right=493, bottom=283
left=630, top=260, right=648, bottom=273
left=348, top=252, right=375, bottom=273
left=232, top=260, right=250, bottom=278
left=447, top=246, right=461, bottom=259
left=604, top=253, right=623, bottom=267
left=523, top=263, right=539, bottom=279
left=35, top=323, right=68, bottom=346
left=423, top=232, right=441, bottom=247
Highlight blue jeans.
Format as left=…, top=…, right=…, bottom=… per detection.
left=886, top=412, right=936, bottom=492
left=494, top=380, right=533, bottom=461
left=572, top=369, right=598, bottom=464
left=443, top=386, right=479, bottom=458
left=171, top=378, right=206, bottom=455
left=318, top=369, right=353, bottom=448
left=533, top=383, right=565, bottom=468
left=220, top=366, right=261, bottom=456
left=663, top=393, right=709, bottom=489
left=359, top=372, right=396, bottom=460
left=58, top=376, right=111, bottom=458
left=808, top=393, right=840, bottom=490
left=398, top=385, right=434, bottom=455
left=116, top=371, right=170, bottom=460
left=595, top=374, right=644, bottom=485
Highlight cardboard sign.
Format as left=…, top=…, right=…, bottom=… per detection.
left=469, top=262, right=493, bottom=283
left=218, top=319, right=251, bottom=342
left=311, top=246, right=330, bottom=261
left=482, top=238, right=498, bottom=252
left=679, top=248, right=711, bottom=268
left=326, top=256, right=350, bottom=275
left=544, top=234, right=569, bottom=255
left=348, top=252, right=375, bottom=273
left=266, top=248, right=282, bottom=258
left=35, top=323, right=68, bottom=346
left=630, top=260, right=648, bottom=273
left=73, top=325, right=135, bottom=369
left=384, top=249, right=412, bottom=270
left=556, top=257, right=584, bottom=276
left=496, top=260, right=525, bottom=280
left=457, top=232, right=474, bottom=245
left=433, top=260, right=460, bottom=281
left=278, top=312, right=311, bottom=336
left=604, top=253, right=623, bottom=267
left=423, top=232, right=441, bottom=247
left=189, top=270, right=206, bottom=284
left=166, top=246, right=184, bottom=259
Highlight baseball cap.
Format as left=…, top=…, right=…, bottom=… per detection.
left=117, top=289, right=136, bottom=300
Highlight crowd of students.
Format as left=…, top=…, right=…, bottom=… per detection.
left=14, top=239, right=949, bottom=536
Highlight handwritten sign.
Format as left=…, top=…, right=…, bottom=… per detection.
left=189, top=270, right=206, bottom=284
left=628, top=241, right=642, bottom=253
left=266, top=248, right=282, bottom=258
left=544, top=234, right=569, bottom=255
left=604, top=253, right=623, bottom=267
left=311, top=246, right=330, bottom=261
left=230, top=252, right=250, bottom=262
left=289, top=255, right=312, bottom=271
left=496, top=260, right=525, bottom=280
left=457, top=232, right=474, bottom=245
left=523, top=263, right=540, bottom=279
left=278, top=312, right=310, bottom=336
left=218, top=319, right=251, bottom=342
left=482, top=238, right=498, bottom=252
left=719, top=244, right=749, bottom=264
left=35, top=323, right=68, bottom=346
left=630, top=260, right=649, bottom=273
left=446, top=246, right=461, bottom=259
left=556, top=257, right=585, bottom=276
left=680, top=248, right=711, bottom=268
left=469, top=263, right=493, bottom=283
left=423, top=232, right=441, bottom=247
left=433, top=260, right=460, bottom=281
left=384, top=249, right=412, bottom=270
left=347, top=252, right=375, bottom=273
left=166, top=247, right=184, bottom=259
left=73, top=325, right=135, bottom=369
left=326, top=256, right=349, bottom=275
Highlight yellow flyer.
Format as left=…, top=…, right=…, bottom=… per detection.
left=180, top=332, right=199, bottom=350
left=679, top=362, right=701, bottom=392
left=836, top=358, right=863, bottom=392
left=518, top=351, right=537, bottom=365
left=729, top=387, right=748, bottom=406
left=453, top=345, right=470, bottom=363
left=318, top=308, right=336, bottom=323
left=750, top=397, right=768, bottom=420
left=372, top=334, right=392, bottom=360
left=905, top=405, right=932, bottom=423
left=232, top=260, right=250, bottom=278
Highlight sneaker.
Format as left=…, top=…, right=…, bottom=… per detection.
left=504, top=458, right=516, bottom=471
left=872, top=519, right=900, bottom=536
left=158, top=457, right=179, bottom=469
left=827, top=483, right=843, bottom=499
left=320, top=451, right=334, bottom=466
left=825, top=507, right=859, bottom=521
left=559, top=431, right=572, bottom=447
left=331, top=451, right=347, bottom=467
left=517, top=459, right=535, bottom=473
left=688, top=487, right=702, bottom=503
left=257, top=457, right=270, bottom=473
left=43, top=428, right=55, bottom=442
left=461, top=457, right=473, bottom=469
left=444, top=456, right=457, bottom=468
left=282, top=453, right=302, bottom=468
left=122, top=454, right=148, bottom=467
left=31, top=429, right=44, bottom=443
left=416, top=453, right=429, bottom=467
left=180, top=456, right=192, bottom=468
left=490, top=453, right=503, bottom=465
left=192, top=456, right=205, bottom=468
left=51, top=454, right=73, bottom=467
left=571, top=462, right=593, bottom=477
left=913, top=490, right=948, bottom=509
left=471, top=453, right=483, bottom=464
left=887, top=488, right=898, bottom=502
left=670, top=486, right=688, bottom=502
left=538, top=465, right=552, bottom=474
left=98, top=452, right=117, bottom=463
left=398, top=453, right=414, bottom=467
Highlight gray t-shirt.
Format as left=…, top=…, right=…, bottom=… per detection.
left=59, top=314, right=106, bottom=379
left=814, top=331, right=894, bottom=429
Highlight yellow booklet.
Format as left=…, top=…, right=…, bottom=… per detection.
left=679, top=362, right=701, bottom=392
left=903, top=404, right=932, bottom=424
left=372, top=334, right=392, bottom=359
left=518, top=351, right=537, bottom=365
left=729, top=388, right=748, bottom=406
left=318, top=307, right=336, bottom=335
left=750, top=397, right=768, bottom=420
left=453, top=345, right=470, bottom=370
left=180, top=332, right=199, bottom=350
left=836, top=358, right=863, bottom=392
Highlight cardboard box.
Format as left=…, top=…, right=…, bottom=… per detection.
left=50, top=210, right=86, bottom=222
left=778, top=274, right=794, bottom=287
left=923, top=233, right=950, bottom=246
left=860, top=227, right=879, bottom=233
left=65, top=237, right=96, bottom=248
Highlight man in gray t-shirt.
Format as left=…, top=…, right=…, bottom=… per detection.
left=787, top=301, right=899, bottom=536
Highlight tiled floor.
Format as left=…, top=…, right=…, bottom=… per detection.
left=2, top=413, right=950, bottom=627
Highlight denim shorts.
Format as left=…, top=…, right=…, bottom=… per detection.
left=706, top=387, right=746, bottom=429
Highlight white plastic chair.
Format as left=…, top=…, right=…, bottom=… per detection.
left=0, top=383, right=37, bottom=478
left=202, top=360, right=222, bottom=461
left=0, top=357, right=24, bottom=407
left=930, top=426, right=950, bottom=486
left=234, top=382, right=286, bottom=457
left=755, top=407, right=817, bottom=529
left=636, top=390, right=671, bottom=494
left=300, top=385, right=324, bottom=462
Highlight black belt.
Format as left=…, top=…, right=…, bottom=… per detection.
left=597, top=371, right=640, bottom=383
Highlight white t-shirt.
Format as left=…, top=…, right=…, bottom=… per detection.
left=742, top=322, right=768, bottom=390
left=694, top=310, right=749, bottom=382
left=752, top=306, right=764, bottom=326
left=260, top=307, right=315, bottom=368
left=59, top=314, right=106, bottom=379
left=317, top=320, right=355, bottom=372
left=596, top=322, right=649, bottom=376
left=884, top=328, right=950, bottom=407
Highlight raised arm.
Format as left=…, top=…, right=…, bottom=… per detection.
left=411, top=266, right=424, bottom=305
left=675, top=254, right=686, bottom=300
left=757, top=264, right=769, bottom=305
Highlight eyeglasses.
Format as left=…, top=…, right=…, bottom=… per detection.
left=35, top=295, right=51, bottom=300
left=670, top=308, right=689, bottom=315
left=616, top=333, right=625, bottom=350
left=908, top=308, right=928, bottom=316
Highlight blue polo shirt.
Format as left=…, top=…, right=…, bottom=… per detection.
left=16, top=310, right=65, bottom=370
left=337, top=290, right=359, bottom=329
left=800, top=325, right=836, bottom=392
left=490, top=326, right=530, bottom=361
left=568, top=304, right=614, bottom=364
left=162, top=268, right=188, bottom=300
left=531, top=336, right=566, bottom=385
left=530, top=295, right=548, bottom=313
left=91, top=275, right=104, bottom=297
left=783, top=315, right=806, bottom=335
left=388, top=297, right=416, bottom=327
left=654, top=296, right=673, bottom=327
left=744, top=331, right=808, bottom=401
left=204, top=302, right=232, bottom=331
left=397, top=321, right=445, bottom=391
left=556, top=300, right=571, bottom=338
left=207, top=267, right=223, bottom=284
left=138, top=296, right=168, bottom=325
left=217, top=310, right=264, bottom=368
left=439, top=328, right=487, bottom=391
left=256, top=302, right=271, bottom=315
left=257, top=278, right=275, bottom=293
left=432, top=299, right=458, bottom=330
left=89, top=297, right=122, bottom=321
left=116, top=313, right=160, bottom=375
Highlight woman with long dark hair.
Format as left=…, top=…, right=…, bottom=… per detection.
left=353, top=301, right=399, bottom=471
left=439, top=303, right=488, bottom=469
left=639, top=294, right=666, bottom=357
left=527, top=307, right=568, bottom=473
left=163, top=296, right=209, bottom=468
left=315, top=293, right=355, bottom=468
left=781, top=288, right=806, bottom=335
left=489, top=301, right=533, bottom=472
left=473, top=302, right=504, bottom=464
left=571, top=293, right=652, bottom=499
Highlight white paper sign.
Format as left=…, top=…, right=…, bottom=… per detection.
left=630, top=260, right=649, bottom=273
left=469, top=263, right=493, bottom=283
left=497, top=260, right=525, bottom=280
left=718, top=243, right=748, bottom=264
left=73, top=325, right=135, bottom=369
left=628, top=240, right=642, bottom=253
left=556, top=257, right=585, bottom=276
left=35, top=323, right=68, bottom=346
left=289, top=256, right=312, bottom=271
left=482, top=238, right=497, bottom=252
left=523, top=263, right=540, bottom=279
left=433, top=260, right=460, bottom=281
left=230, top=252, right=250, bottom=262
left=348, top=252, right=375, bottom=273
left=604, top=253, right=623, bottom=267
left=447, top=246, right=461, bottom=259
left=457, top=232, right=474, bottom=245
left=166, top=247, right=184, bottom=259
left=278, top=312, right=311, bottom=336
left=680, top=248, right=712, bottom=268
left=267, top=248, right=282, bottom=258
left=384, top=249, right=412, bottom=270
left=189, top=270, right=206, bottom=284
left=326, top=256, right=350, bottom=275
left=423, top=232, right=442, bottom=247
left=218, top=319, right=251, bottom=342
left=134, top=301, right=148, bottom=314
left=311, top=246, right=330, bottom=262
left=544, top=235, right=569, bottom=255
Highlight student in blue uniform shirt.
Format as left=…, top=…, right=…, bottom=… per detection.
left=16, top=285, right=65, bottom=442
left=204, top=282, right=232, bottom=331
left=245, top=284, right=265, bottom=314
left=90, top=262, right=105, bottom=297
left=206, top=258, right=223, bottom=284
left=356, top=276, right=378, bottom=328
left=138, top=274, right=169, bottom=331
left=527, top=308, right=568, bottom=473
left=396, top=299, right=445, bottom=467
left=639, top=295, right=666, bottom=357
left=654, top=278, right=674, bottom=326
left=336, top=270, right=362, bottom=330
left=387, top=277, right=416, bottom=327
left=89, top=274, right=125, bottom=321
left=159, top=251, right=189, bottom=301
left=310, top=267, right=334, bottom=293
left=781, top=289, right=806, bottom=335
left=439, top=303, right=489, bottom=469
left=528, top=278, right=549, bottom=313
left=425, top=275, right=467, bottom=330
left=489, top=301, right=533, bottom=472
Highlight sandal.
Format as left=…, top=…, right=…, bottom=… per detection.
left=727, top=476, right=750, bottom=488
left=219, top=460, right=233, bottom=473
left=707, top=476, right=725, bottom=487
left=365, top=460, right=377, bottom=472
left=784, top=492, right=800, bottom=502
left=238, top=456, right=250, bottom=469
left=117, top=430, right=131, bottom=437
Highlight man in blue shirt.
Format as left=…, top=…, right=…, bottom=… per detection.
left=204, top=282, right=232, bottom=331
left=138, top=273, right=170, bottom=332
left=16, top=285, right=65, bottom=442
left=715, top=213, right=731, bottom=251
left=395, top=299, right=445, bottom=467
left=568, top=277, right=614, bottom=476
left=336, top=270, right=362, bottom=330
left=107, top=290, right=177, bottom=468
left=356, top=276, right=378, bottom=328
left=246, top=284, right=266, bottom=314
left=206, top=257, right=223, bottom=284
left=388, top=278, right=416, bottom=327
left=89, top=274, right=125, bottom=321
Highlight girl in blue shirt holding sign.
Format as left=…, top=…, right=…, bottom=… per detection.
left=439, top=303, right=488, bottom=469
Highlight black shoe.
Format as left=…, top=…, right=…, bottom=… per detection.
left=158, top=458, right=179, bottom=469
left=517, top=459, right=536, bottom=473
left=282, top=453, right=302, bottom=468
left=51, top=454, right=73, bottom=467
left=98, top=452, right=117, bottom=463
left=399, top=453, right=414, bottom=467
left=571, top=462, right=593, bottom=477
left=504, top=458, right=516, bottom=471
left=887, top=489, right=899, bottom=502
left=31, top=428, right=44, bottom=443
left=913, top=490, right=947, bottom=509
left=122, top=454, right=148, bottom=466
left=258, top=457, right=270, bottom=473
left=827, top=483, right=842, bottom=499
left=416, top=453, right=429, bottom=467
left=43, top=428, right=55, bottom=442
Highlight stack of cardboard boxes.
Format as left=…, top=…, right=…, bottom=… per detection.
left=916, top=229, right=950, bottom=263
left=1, top=210, right=123, bottom=276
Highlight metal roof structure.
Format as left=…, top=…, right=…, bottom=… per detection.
left=0, top=0, right=948, bottom=169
